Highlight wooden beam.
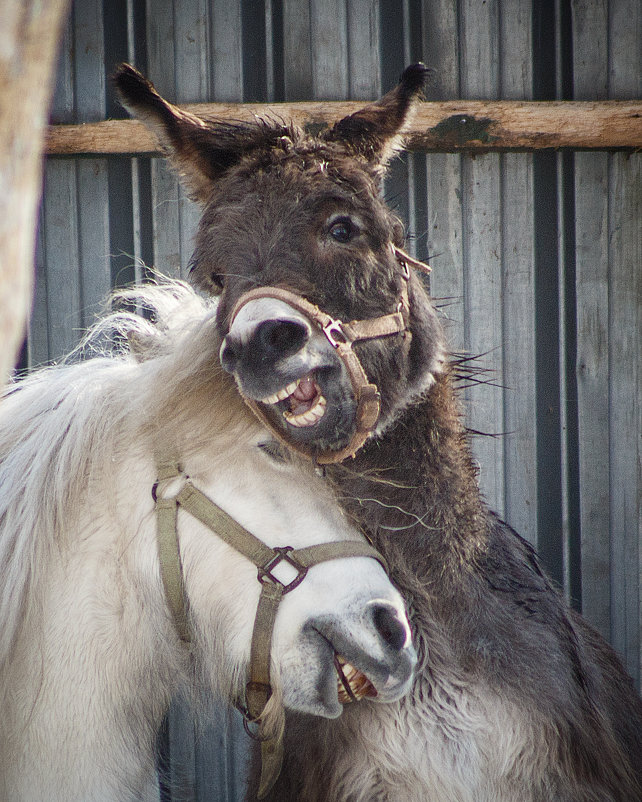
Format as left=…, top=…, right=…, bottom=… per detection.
left=45, top=100, right=642, bottom=155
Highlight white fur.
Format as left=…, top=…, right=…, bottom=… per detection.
left=0, top=280, right=412, bottom=801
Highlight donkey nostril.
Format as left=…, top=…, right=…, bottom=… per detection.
left=220, top=339, right=239, bottom=372
left=372, top=604, right=408, bottom=652
left=256, top=319, right=309, bottom=358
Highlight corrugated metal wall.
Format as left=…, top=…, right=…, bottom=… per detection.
left=27, top=1, right=640, bottom=799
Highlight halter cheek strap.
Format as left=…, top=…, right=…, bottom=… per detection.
left=227, top=245, right=430, bottom=465
left=153, top=456, right=388, bottom=798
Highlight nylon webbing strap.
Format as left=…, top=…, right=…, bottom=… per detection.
left=246, top=581, right=285, bottom=719
left=230, top=286, right=407, bottom=347
left=341, top=311, right=406, bottom=343
left=175, top=482, right=276, bottom=568
left=156, top=495, right=191, bottom=643
left=292, top=540, right=388, bottom=574
left=153, top=457, right=389, bottom=799
left=392, top=244, right=432, bottom=274
left=258, top=728, right=284, bottom=800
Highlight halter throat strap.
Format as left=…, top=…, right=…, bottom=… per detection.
left=153, top=456, right=387, bottom=798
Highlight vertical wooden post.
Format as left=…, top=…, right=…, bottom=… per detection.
left=0, top=0, right=70, bottom=384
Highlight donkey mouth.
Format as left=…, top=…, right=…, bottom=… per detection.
left=335, top=654, right=377, bottom=704
left=259, top=372, right=327, bottom=429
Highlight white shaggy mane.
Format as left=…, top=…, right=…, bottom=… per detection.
left=0, top=279, right=248, bottom=669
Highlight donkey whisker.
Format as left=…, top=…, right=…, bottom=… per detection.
left=341, top=495, right=438, bottom=530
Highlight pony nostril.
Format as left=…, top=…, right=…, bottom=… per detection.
left=220, top=338, right=239, bottom=372
left=256, top=319, right=309, bottom=358
left=372, top=604, right=409, bottom=652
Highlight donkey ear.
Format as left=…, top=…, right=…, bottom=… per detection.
left=323, top=63, right=428, bottom=167
left=113, top=64, right=246, bottom=203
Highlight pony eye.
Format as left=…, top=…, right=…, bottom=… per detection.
left=329, top=217, right=358, bottom=243
left=257, top=440, right=290, bottom=464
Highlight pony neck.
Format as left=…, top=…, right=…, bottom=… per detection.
left=0, top=456, right=183, bottom=801
left=328, top=371, right=488, bottom=569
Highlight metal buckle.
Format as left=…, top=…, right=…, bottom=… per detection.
left=240, top=695, right=273, bottom=740
left=322, top=318, right=349, bottom=348
left=258, top=546, right=308, bottom=593
left=242, top=716, right=271, bottom=741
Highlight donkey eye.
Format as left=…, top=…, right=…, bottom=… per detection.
left=329, top=217, right=358, bottom=243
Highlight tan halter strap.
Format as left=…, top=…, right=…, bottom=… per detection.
left=152, top=456, right=387, bottom=798
left=229, top=285, right=389, bottom=463
left=392, top=245, right=431, bottom=275
left=228, top=246, right=430, bottom=465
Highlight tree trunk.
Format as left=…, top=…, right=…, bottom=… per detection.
left=0, top=0, right=70, bottom=385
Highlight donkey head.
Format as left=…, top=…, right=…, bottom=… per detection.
left=115, top=64, right=446, bottom=461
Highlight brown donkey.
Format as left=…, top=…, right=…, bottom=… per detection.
left=115, top=63, right=642, bottom=801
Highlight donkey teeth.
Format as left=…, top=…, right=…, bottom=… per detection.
left=260, top=379, right=300, bottom=406
left=284, top=395, right=327, bottom=428
left=258, top=379, right=327, bottom=428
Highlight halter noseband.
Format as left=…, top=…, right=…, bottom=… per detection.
left=228, top=245, right=430, bottom=465
left=153, top=455, right=388, bottom=798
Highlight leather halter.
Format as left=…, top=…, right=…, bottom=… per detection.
left=228, top=246, right=430, bottom=465
left=153, top=456, right=388, bottom=798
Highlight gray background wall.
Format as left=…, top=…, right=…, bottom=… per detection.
left=25, top=1, right=640, bottom=798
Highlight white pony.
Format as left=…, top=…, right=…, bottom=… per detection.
left=0, top=280, right=416, bottom=802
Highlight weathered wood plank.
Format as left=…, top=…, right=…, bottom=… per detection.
left=195, top=706, right=249, bottom=802
left=460, top=0, right=504, bottom=516
left=499, top=0, right=537, bottom=547
left=37, top=14, right=82, bottom=364
left=45, top=100, right=642, bottom=155
left=41, top=159, right=82, bottom=361
left=604, top=0, right=641, bottom=686
left=73, top=0, right=111, bottom=322
left=425, top=151, right=464, bottom=351
left=175, top=0, right=211, bottom=277
left=28, top=217, right=50, bottom=368
left=379, top=6, right=413, bottom=268
left=311, top=0, right=348, bottom=99
left=347, top=0, right=381, bottom=100
left=608, top=151, right=641, bottom=685
left=572, top=0, right=613, bottom=647
left=574, top=150, right=611, bottom=643
left=422, top=0, right=465, bottom=356
left=282, top=0, right=312, bottom=100
left=147, top=0, right=184, bottom=281
left=211, top=1, right=242, bottom=102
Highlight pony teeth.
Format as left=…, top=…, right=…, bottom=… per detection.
left=335, top=655, right=376, bottom=704
left=341, top=661, right=358, bottom=681
left=260, top=379, right=300, bottom=405
left=284, top=395, right=327, bottom=428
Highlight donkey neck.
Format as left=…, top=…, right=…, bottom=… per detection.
left=328, top=372, right=488, bottom=571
